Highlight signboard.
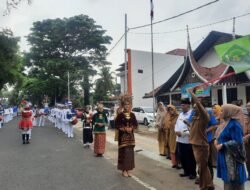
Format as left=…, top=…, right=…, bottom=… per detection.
left=181, top=83, right=211, bottom=98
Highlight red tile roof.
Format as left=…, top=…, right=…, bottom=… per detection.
left=188, top=42, right=228, bottom=83
left=166, top=49, right=186, bottom=56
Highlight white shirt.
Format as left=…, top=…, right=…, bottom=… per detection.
left=175, top=109, right=192, bottom=144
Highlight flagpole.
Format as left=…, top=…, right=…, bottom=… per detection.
left=124, top=14, right=128, bottom=93
left=150, top=0, right=156, bottom=120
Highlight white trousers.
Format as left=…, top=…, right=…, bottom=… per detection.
left=67, top=125, right=74, bottom=138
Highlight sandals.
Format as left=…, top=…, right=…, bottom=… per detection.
left=122, top=171, right=128, bottom=177
left=122, top=171, right=132, bottom=177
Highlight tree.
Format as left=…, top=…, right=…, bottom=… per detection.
left=0, top=29, right=24, bottom=91
left=25, top=15, right=112, bottom=105
left=93, top=66, right=114, bottom=103
left=3, top=0, right=32, bottom=16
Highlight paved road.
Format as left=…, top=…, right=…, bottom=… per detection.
left=2, top=118, right=248, bottom=190
left=0, top=117, right=146, bottom=190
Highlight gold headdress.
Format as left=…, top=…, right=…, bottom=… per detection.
left=119, top=93, right=133, bottom=107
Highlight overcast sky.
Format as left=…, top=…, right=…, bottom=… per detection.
left=1, top=0, right=250, bottom=71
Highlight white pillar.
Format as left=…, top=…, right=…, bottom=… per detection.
left=211, top=87, right=218, bottom=105
left=169, top=93, right=172, bottom=105
left=237, top=85, right=246, bottom=105
left=222, top=84, right=227, bottom=104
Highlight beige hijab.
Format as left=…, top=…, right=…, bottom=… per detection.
left=164, top=104, right=179, bottom=129
left=215, top=104, right=244, bottom=138
left=156, top=102, right=166, bottom=128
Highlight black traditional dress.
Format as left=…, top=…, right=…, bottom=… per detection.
left=115, top=111, right=138, bottom=171
left=81, top=111, right=93, bottom=145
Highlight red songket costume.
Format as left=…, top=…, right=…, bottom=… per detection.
left=19, top=108, right=33, bottom=130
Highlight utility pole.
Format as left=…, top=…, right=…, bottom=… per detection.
left=150, top=1, right=155, bottom=120
left=68, top=71, right=70, bottom=101
left=124, top=13, right=128, bottom=93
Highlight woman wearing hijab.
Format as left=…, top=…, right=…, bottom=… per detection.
left=212, top=104, right=222, bottom=124
left=165, top=105, right=179, bottom=168
left=156, top=102, right=167, bottom=156
left=115, top=97, right=138, bottom=177
left=214, top=104, right=247, bottom=190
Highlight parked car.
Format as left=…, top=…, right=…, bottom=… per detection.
left=132, top=106, right=155, bottom=126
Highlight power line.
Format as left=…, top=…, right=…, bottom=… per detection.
left=129, top=12, right=250, bottom=35
left=107, top=32, right=126, bottom=56
left=129, top=0, right=219, bottom=30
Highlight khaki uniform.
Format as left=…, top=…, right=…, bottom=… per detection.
left=190, top=101, right=214, bottom=190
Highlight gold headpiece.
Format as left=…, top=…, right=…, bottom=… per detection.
left=119, top=93, right=133, bottom=107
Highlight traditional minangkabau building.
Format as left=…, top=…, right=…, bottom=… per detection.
left=116, top=49, right=185, bottom=107
left=144, top=31, right=250, bottom=107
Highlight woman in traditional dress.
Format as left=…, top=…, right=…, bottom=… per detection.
left=165, top=105, right=179, bottom=168
left=214, top=104, right=247, bottom=190
left=81, top=106, right=93, bottom=148
left=155, top=102, right=167, bottom=156
left=92, top=104, right=108, bottom=157
left=18, top=102, right=33, bottom=144
left=115, top=99, right=138, bottom=177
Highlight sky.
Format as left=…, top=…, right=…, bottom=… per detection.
left=1, top=0, right=250, bottom=73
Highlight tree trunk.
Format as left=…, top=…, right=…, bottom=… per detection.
left=83, top=74, right=90, bottom=105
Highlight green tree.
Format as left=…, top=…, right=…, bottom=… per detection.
left=25, top=15, right=112, bottom=105
left=3, top=0, right=32, bottom=16
left=93, top=66, right=114, bottom=103
left=0, top=29, right=24, bottom=91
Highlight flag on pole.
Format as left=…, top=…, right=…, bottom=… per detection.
left=150, top=0, right=154, bottom=20
left=215, top=35, right=250, bottom=73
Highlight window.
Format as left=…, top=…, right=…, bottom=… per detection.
left=132, top=108, right=139, bottom=112
left=218, top=88, right=237, bottom=105
left=138, top=69, right=143, bottom=74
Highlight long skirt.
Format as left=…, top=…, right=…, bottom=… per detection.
left=83, top=128, right=93, bottom=144
left=94, top=133, right=106, bottom=155
left=158, top=128, right=167, bottom=155
left=224, top=183, right=245, bottom=190
left=118, top=146, right=135, bottom=171
left=168, top=128, right=176, bottom=153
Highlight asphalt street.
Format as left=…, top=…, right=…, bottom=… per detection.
left=2, top=117, right=248, bottom=190
left=0, top=117, right=146, bottom=190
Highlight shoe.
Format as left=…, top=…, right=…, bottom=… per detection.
left=189, top=175, right=196, bottom=180
left=195, top=177, right=200, bottom=184
left=95, top=154, right=103, bottom=157
left=175, top=165, right=182, bottom=170
left=179, top=173, right=189, bottom=177
left=127, top=171, right=132, bottom=177
left=172, top=165, right=177, bottom=168
left=122, top=171, right=128, bottom=177
left=207, top=187, right=215, bottom=190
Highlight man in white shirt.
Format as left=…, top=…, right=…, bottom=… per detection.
left=175, top=99, right=196, bottom=180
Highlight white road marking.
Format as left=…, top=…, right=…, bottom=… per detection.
left=131, top=175, right=157, bottom=190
